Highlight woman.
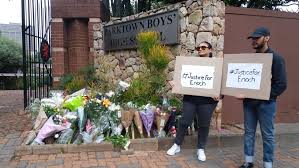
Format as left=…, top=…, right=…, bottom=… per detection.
left=166, top=41, right=221, bottom=161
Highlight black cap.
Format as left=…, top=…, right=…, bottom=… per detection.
left=248, top=27, right=270, bottom=39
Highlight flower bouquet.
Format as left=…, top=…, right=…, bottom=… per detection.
left=155, top=108, right=170, bottom=137
left=133, top=109, right=144, bottom=138
left=139, top=104, right=155, bottom=137
left=121, top=109, right=135, bottom=136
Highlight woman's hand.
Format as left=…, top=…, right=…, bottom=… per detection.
left=212, top=96, right=220, bottom=101
left=235, top=94, right=245, bottom=100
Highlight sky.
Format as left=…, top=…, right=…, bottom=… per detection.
left=0, top=0, right=21, bottom=24
left=0, top=0, right=298, bottom=24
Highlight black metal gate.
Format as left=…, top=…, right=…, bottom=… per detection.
left=22, top=0, right=52, bottom=108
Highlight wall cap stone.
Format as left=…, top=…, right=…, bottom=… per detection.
left=51, top=18, right=63, bottom=22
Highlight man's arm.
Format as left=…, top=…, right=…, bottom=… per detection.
left=270, top=55, right=287, bottom=98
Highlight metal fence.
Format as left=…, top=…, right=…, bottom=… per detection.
left=22, top=0, right=52, bottom=108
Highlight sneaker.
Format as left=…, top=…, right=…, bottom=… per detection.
left=239, top=162, right=254, bottom=168
left=166, top=143, right=180, bottom=156
left=197, top=149, right=206, bottom=161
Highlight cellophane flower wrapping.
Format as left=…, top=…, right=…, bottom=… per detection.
left=56, top=128, right=74, bottom=144
left=121, top=109, right=134, bottom=132
left=139, top=104, right=155, bottom=137
left=133, top=109, right=143, bottom=137
left=33, top=116, right=70, bottom=145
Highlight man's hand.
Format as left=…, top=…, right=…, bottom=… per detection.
left=235, top=94, right=245, bottom=100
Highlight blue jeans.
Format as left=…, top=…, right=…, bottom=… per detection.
left=243, top=99, right=276, bottom=166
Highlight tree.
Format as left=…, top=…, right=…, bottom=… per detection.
left=223, top=0, right=299, bottom=10
left=0, top=34, right=22, bottom=72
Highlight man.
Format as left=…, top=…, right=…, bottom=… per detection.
left=238, top=27, right=287, bottom=168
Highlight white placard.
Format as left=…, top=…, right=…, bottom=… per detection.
left=226, top=63, right=263, bottom=90
left=180, top=65, right=215, bottom=89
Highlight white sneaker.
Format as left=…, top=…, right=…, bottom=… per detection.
left=197, top=149, right=206, bottom=161
left=166, top=143, right=181, bottom=156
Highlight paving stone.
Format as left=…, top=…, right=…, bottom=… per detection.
left=15, top=145, right=33, bottom=156
left=6, top=133, right=21, bottom=139
left=5, top=138, right=19, bottom=147
left=117, top=164, right=139, bottom=168
left=0, top=149, right=14, bottom=155
left=0, top=161, right=9, bottom=168
left=0, top=156, right=12, bottom=162
left=17, top=160, right=28, bottom=168
left=111, top=151, right=120, bottom=158
left=96, top=152, right=105, bottom=159
left=46, top=158, right=64, bottom=166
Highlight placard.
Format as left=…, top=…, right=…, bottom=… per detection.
left=172, top=56, right=223, bottom=97
left=221, top=53, right=273, bottom=100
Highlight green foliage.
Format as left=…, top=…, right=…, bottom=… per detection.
left=147, top=45, right=170, bottom=72
left=59, top=74, right=73, bottom=90
left=0, top=77, right=23, bottom=90
left=25, top=75, right=51, bottom=89
left=137, top=31, right=170, bottom=74
left=90, top=56, right=116, bottom=94
left=107, top=0, right=185, bottom=17
left=106, top=0, right=296, bottom=18
left=78, top=65, right=97, bottom=83
left=120, top=74, right=152, bottom=106
left=223, top=0, right=298, bottom=10
left=104, top=135, right=129, bottom=148
left=59, top=65, right=104, bottom=94
left=84, top=100, right=105, bottom=123
left=0, top=35, right=22, bottom=72
left=43, top=105, right=62, bottom=117
left=136, top=31, right=159, bottom=64
left=119, top=31, right=170, bottom=107
left=64, top=76, right=86, bottom=94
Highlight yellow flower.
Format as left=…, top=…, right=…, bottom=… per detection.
left=102, top=98, right=111, bottom=108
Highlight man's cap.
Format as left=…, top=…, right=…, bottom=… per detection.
left=247, top=27, right=270, bottom=39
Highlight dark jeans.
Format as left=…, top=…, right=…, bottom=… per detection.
left=174, top=100, right=217, bottom=149
left=243, top=99, right=276, bottom=165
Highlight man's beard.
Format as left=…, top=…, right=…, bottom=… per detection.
left=253, top=42, right=265, bottom=50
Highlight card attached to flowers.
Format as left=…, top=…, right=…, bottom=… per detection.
left=172, top=56, right=223, bottom=97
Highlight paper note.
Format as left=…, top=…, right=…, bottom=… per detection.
left=180, top=65, right=215, bottom=89
left=226, top=63, right=263, bottom=90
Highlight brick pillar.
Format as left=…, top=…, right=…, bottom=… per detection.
left=88, top=18, right=101, bottom=65
left=67, top=19, right=89, bottom=73
left=51, top=18, right=67, bottom=86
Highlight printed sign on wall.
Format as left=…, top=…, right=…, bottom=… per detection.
left=181, top=65, right=215, bottom=89
left=104, top=10, right=179, bottom=51
left=226, top=63, right=263, bottom=90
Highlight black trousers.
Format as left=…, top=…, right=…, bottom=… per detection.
left=174, top=100, right=217, bottom=149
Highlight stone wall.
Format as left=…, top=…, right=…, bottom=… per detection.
left=93, top=0, right=225, bottom=92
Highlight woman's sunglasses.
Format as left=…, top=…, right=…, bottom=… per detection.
left=196, top=46, right=209, bottom=51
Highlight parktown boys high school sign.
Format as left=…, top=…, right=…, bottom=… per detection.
left=103, top=10, right=179, bottom=51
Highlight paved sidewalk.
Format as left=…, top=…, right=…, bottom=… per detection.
left=5, top=142, right=299, bottom=168
left=1, top=90, right=299, bottom=168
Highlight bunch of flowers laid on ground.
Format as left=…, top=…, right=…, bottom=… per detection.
left=22, top=30, right=184, bottom=150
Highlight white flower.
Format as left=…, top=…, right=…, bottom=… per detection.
left=96, top=99, right=102, bottom=104
left=119, top=81, right=130, bottom=89
left=144, top=103, right=151, bottom=110
left=127, top=102, right=138, bottom=109
left=108, top=103, right=120, bottom=111
left=105, top=91, right=115, bottom=97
